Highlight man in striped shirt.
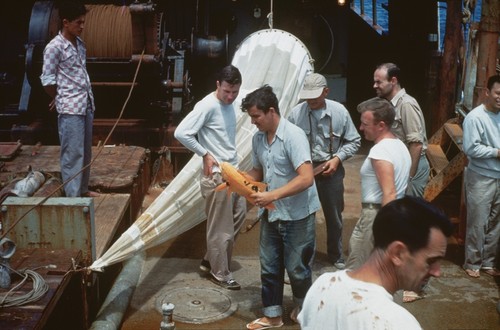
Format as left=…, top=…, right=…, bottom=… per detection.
left=40, top=1, right=98, bottom=198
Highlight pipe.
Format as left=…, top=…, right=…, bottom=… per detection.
left=89, top=251, right=146, bottom=330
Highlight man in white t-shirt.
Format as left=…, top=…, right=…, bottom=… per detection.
left=299, top=196, right=453, bottom=329
left=346, top=97, right=411, bottom=269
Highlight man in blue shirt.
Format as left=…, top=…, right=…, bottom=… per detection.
left=289, top=73, right=361, bottom=269
left=241, top=85, right=320, bottom=329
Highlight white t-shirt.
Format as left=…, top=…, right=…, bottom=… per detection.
left=298, top=270, right=422, bottom=330
left=360, top=138, right=411, bottom=203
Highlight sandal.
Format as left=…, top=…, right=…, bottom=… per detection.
left=464, top=268, right=480, bottom=278
left=246, top=317, right=283, bottom=330
left=481, top=268, right=500, bottom=277
left=403, top=290, right=424, bottom=303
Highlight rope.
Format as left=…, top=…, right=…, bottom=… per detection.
left=0, top=49, right=145, bottom=242
left=462, top=0, right=476, bottom=24
left=0, top=260, right=92, bottom=308
left=82, top=5, right=133, bottom=58
left=0, top=6, right=149, bottom=306
left=267, top=0, right=273, bottom=29
left=0, top=265, right=51, bottom=308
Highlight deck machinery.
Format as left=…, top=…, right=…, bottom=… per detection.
left=0, top=0, right=230, bottom=175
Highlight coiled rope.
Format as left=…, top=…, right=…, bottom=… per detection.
left=81, top=5, right=133, bottom=58
left=0, top=265, right=51, bottom=308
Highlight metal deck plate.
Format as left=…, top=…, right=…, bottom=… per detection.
left=155, top=286, right=237, bottom=324
left=0, top=141, right=22, bottom=160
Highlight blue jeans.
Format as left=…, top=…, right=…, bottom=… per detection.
left=315, top=164, right=345, bottom=263
left=58, top=107, right=93, bottom=197
left=259, top=213, right=316, bottom=318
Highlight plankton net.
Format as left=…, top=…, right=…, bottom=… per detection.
left=90, top=29, right=314, bottom=271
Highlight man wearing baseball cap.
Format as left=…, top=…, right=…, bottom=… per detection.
left=288, top=73, right=361, bottom=269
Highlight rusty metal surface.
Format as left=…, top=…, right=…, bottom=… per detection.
left=0, top=197, right=96, bottom=264
left=92, top=194, right=131, bottom=258
left=473, top=0, right=500, bottom=107
left=32, top=176, right=64, bottom=197
left=426, top=144, right=449, bottom=176
left=88, top=145, right=149, bottom=190
left=0, top=177, right=22, bottom=205
left=0, top=248, right=82, bottom=330
left=424, top=152, right=466, bottom=202
left=1, top=146, right=61, bottom=175
left=0, top=142, right=22, bottom=160
left=89, top=145, right=150, bottom=218
left=1, top=144, right=149, bottom=192
left=443, top=123, right=464, bottom=148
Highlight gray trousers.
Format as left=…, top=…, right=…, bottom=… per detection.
left=58, top=107, right=93, bottom=197
left=346, top=205, right=379, bottom=269
left=200, top=172, right=247, bottom=281
left=406, top=155, right=430, bottom=197
left=464, top=168, right=500, bottom=270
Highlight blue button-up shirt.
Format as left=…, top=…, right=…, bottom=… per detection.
left=252, top=118, right=321, bottom=221
left=288, top=99, right=361, bottom=162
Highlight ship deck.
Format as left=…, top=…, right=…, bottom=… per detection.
left=0, top=143, right=150, bottom=329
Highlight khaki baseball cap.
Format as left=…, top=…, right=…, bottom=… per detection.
left=299, top=73, right=327, bottom=99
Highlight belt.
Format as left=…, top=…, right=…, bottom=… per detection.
left=361, top=203, right=381, bottom=210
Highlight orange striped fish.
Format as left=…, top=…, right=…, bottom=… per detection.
left=214, top=162, right=276, bottom=210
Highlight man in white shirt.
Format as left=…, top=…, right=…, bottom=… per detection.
left=174, top=65, right=246, bottom=290
left=299, top=196, right=453, bottom=330
left=346, top=97, right=411, bottom=269
left=462, top=74, right=500, bottom=278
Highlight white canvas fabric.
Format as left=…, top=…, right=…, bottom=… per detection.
left=90, top=29, right=314, bottom=271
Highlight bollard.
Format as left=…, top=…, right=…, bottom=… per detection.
left=160, top=303, right=175, bottom=330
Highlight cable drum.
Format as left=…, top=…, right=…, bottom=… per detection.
left=81, top=5, right=133, bottom=59
left=81, top=4, right=161, bottom=60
